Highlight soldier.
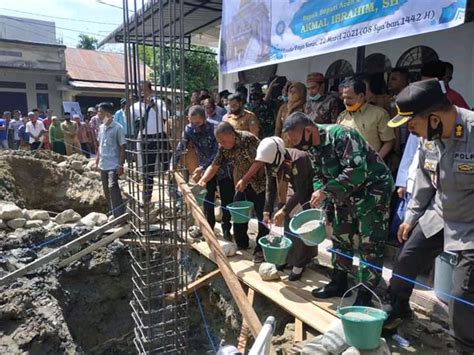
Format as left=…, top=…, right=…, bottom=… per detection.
left=304, top=72, right=342, bottom=124
left=387, top=78, right=474, bottom=353
left=283, top=112, right=394, bottom=306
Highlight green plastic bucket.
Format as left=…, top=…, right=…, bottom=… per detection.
left=258, top=236, right=293, bottom=265
left=337, top=306, right=387, bottom=350
left=337, top=283, right=387, bottom=350
left=289, top=209, right=326, bottom=246
left=227, top=201, right=254, bottom=223
left=190, top=185, right=207, bottom=206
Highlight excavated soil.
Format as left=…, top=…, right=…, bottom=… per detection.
left=0, top=150, right=107, bottom=215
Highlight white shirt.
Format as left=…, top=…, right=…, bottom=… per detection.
left=132, top=97, right=168, bottom=135
left=25, top=120, right=45, bottom=144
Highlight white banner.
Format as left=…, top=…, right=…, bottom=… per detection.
left=220, top=0, right=467, bottom=74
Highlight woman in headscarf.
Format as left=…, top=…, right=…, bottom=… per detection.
left=274, top=82, right=307, bottom=147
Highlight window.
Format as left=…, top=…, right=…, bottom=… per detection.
left=37, top=93, right=49, bottom=112
left=396, top=46, right=439, bottom=81
left=325, top=59, right=354, bottom=91
left=364, top=53, right=392, bottom=74
left=36, top=83, right=49, bottom=90
left=0, top=81, right=26, bottom=89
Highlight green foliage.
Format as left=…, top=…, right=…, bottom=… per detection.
left=138, top=45, right=218, bottom=97
left=77, top=34, right=98, bottom=50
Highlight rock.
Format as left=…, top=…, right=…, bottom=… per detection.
left=0, top=203, right=23, bottom=220
left=259, top=262, right=280, bottom=281
left=10, top=248, right=37, bottom=263
left=57, top=161, right=68, bottom=168
left=43, top=220, right=58, bottom=230
left=84, top=171, right=100, bottom=180
left=70, top=160, right=83, bottom=172
left=85, top=160, right=96, bottom=171
left=25, top=220, right=44, bottom=229
left=342, top=338, right=390, bottom=355
left=107, top=240, right=126, bottom=254
left=0, top=219, right=9, bottom=229
left=188, top=225, right=201, bottom=239
left=7, top=218, right=27, bottom=229
left=54, top=209, right=81, bottom=224
left=219, top=240, right=237, bottom=256
left=25, top=210, right=50, bottom=221
left=79, top=212, right=108, bottom=227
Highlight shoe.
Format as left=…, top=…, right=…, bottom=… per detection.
left=252, top=251, right=264, bottom=263
left=383, top=298, right=413, bottom=330
left=312, top=270, right=351, bottom=299
left=353, top=289, right=374, bottom=307
left=276, top=263, right=289, bottom=271
left=223, top=230, right=233, bottom=241
left=288, top=267, right=304, bottom=281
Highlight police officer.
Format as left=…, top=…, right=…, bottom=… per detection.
left=283, top=112, right=394, bottom=306
left=387, top=78, right=474, bottom=353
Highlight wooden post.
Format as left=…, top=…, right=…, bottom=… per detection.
left=58, top=225, right=130, bottom=268
left=237, top=288, right=256, bottom=353
left=174, top=172, right=263, bottom=338
left=0, top=213, right=128, bottom=287
left=294, top=318, right=304, bottom=343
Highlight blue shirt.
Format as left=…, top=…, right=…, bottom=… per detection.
left=98, top=120, right=126, bottom=171
left=18, top=124, right=29, bottom=143
left=206, top=110, right=224, bottom=126
left=174, top=121, right=229, bottom=180
left=395, top=133, right=420, bottom=187
left=113, top=109, right=127, bottom=135
left=0, top=119, right=7, bottom=140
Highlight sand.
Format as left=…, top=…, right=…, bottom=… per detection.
left=296, top=220, right=322, bottom=234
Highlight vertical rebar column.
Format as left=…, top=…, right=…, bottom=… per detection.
left=122, top=0, right=188, bottom=353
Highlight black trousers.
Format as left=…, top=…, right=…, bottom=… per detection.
left=450, top=249, right=474, bottom=353
left=31, top=141, right=41, bottom=150
left=81, top=143, right=91, bottom=158
left=234, top=186, right=269, bottom=253
left=204, top=176, right=234, bottom=233
left=141, top=133, right=170, bottom=203
left=390, top=224, right=444, bottom=302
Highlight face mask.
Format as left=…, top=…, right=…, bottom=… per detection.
left=190, top=123, right=202, bottom=130
left=280, top=95, right=288, bottom=103
left=225, top=105, right=231, bottom=113
left=294, top=129, right=312, bottom=150
left=345, top=101, right=363, bottom=112
left=309, top=94, right=321, bottom=102
left=427, top=114, right=443, bottom=141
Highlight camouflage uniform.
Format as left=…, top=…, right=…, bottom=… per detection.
left=305, top=94, right=343, bottom=124
left=307, top=124, right=394, bottom=288
left=247, top=101, right=276, bottom=138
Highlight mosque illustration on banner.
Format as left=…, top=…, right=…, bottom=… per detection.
left=222, top=0, right=271, bottom=71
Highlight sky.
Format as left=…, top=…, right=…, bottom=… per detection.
left=0, top=0, right=140, bottom=50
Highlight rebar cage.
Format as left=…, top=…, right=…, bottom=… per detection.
left=121, top=0, right=190, bottom=353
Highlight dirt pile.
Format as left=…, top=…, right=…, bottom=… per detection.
left=0, top=239, right=134, bottom=354
left=0, top=150, right=107, bottom=215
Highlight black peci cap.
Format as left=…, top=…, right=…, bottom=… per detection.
left=388, top=79, right=448, bottom=128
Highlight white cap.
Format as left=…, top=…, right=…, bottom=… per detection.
left=255, top=136, right=286, bottom=166
left=73, top=114, right=81, bottom=119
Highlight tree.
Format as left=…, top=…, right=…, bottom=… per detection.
left=77, top=34, right=98, bottom=50
left=138, top=45, right=218, bottom=99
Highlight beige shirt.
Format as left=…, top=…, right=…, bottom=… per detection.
left=223, top=109, right=260, bottom=137
left=337, top=102, right=395, bottom=151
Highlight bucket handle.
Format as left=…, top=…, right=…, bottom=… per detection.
left=339, top=282, right=384, bottom=310
left=234, top=191, right=247, bottom=202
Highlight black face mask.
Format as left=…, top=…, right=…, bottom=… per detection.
left=294, top=129, right=312, bottom=150
left=427, top=114, right=443, bottom=141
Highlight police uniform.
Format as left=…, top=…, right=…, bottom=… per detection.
left=307, top=124, right=394, bottom=289
left=388, top=79, right=474, bottom=352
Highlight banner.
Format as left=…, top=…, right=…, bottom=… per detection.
left=62, top=102, right=83, bottom=120
left=220, top=0, right=467, bottom=74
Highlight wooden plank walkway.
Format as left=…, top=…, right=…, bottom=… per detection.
left=191, top=240, right=339, bottom=335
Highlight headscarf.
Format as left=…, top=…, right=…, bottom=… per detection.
left=286, top=82, right=307, bottom=115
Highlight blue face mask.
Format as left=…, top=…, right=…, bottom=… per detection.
left=280, top=95, right=288, bottom=103
left=308, top=93, right=321, bottom=102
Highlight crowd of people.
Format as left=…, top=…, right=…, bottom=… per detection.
left=174, top=59, right=473, bottom=353
left=0, top=99, right=129, bottom=159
